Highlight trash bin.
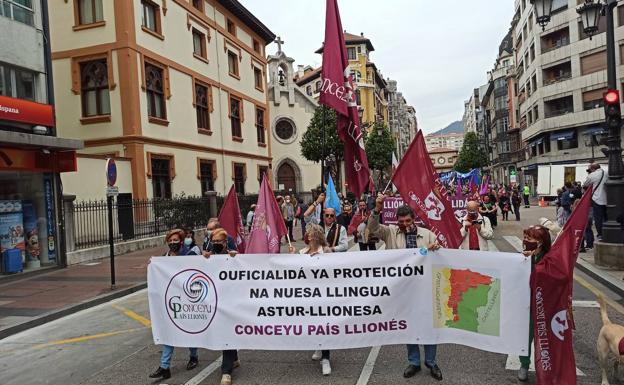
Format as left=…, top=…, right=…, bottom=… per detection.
left=2, top=249, right=23, bottom=274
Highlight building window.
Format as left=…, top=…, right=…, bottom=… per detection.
left=256, top=107, right=265, bottom=144
left=0, top=0, right=34, bottom=26
left=253, top=39, right=261, bottom=54
left=195, top=83, right=209, bottom=130
left=227, top=18, right=236, bottom=36
left=151, top=158, right=172, bottom=199
left=199, top=160, right=215, bottom=194
left=557, top=133, right=578, bottom=150
left=544, top=138, right=551, bottom=153
left=0, top=63, right=36, bottom=101
left=581, top=50, right=607, bottom=75
left=351, top=70, right=361, bottom=83
left=141, top=0, right=160, bottom=34
left=192, top=0, right=203, bottom=12
left=355, top=89, right=361, bottom=105
left=315, top=80, right=321, bottom=92
left=77, top=0, right=104, bottom=25
left=306, top=85, right=312, bottom=96
left=275, top=119, right=295, bottom=142
left=533, top=105, right=539, bottom=121
left=80, top=59, right=110, bottom=117
left=228, top=51, right=239, bottom=77
left=145, top=64, right=166, bottom=119
left=347, top=47, right=356, bottom=60
left=258, top=166, right=268, bottom=185
left=192, top=28, right=207, bottom=59
left=254, top=67, right=263, bottom=91
left=230, top=96, right=242, bottom=138
left=233, top=163, right=246, bottom=194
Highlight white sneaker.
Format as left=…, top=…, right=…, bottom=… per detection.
left=220, top=374, right=232, bottom=385
left=321, top=359, right=331, bottom=376
left=517, top=367, right=528, bottom=382
left=311, top=350, right=322, bottom=360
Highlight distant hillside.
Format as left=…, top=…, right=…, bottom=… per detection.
left=432, top=121, right=464, bottom=135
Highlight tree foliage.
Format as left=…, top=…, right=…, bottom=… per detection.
left=454, top=131, right=488, bottom=172
left=364, top=122, right=396, bottom=185
left=300, top=106, right=344, bottom=182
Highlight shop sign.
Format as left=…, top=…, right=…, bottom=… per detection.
left=0, top=95, right=54, bottom=127
left=0, top=148, right=77, bottom=173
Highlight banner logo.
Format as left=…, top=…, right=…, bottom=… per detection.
left=425, top=191, right=445, bottom=221
left=550, top=309, right=569, bottom=341
left=165, top=269, right=218, bottom=334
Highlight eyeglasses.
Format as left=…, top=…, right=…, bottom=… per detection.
left=324, top=214, right=335, bottom=218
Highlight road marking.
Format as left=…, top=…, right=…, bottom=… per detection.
left=356, top=346, right=380, bottom=385
left=572, top=300, right=599, bottom=308
left=574, top=274, right=624, bottom=316
left=503, top=235, right=523, bottom=253
left=487, top=240, right=498, bottom=252
left=182, top=356, right=223, bottom=385
left=505, top=343, right=585, bottom=376
left=32, top=327, right=146, bottom=349
left=112, top=303, right=152, bottom=327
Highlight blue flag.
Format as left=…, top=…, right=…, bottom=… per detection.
left=325, top=176, right=342, bottom=217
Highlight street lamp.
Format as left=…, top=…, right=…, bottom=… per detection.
left=530, top=0, right=554, bottom=30
left=578, top=0, right=604, bottom=39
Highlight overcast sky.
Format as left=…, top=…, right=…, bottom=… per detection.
left=241, top=0, right=515, bottom=134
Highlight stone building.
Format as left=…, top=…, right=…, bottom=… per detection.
left=387, top=79, right=418, bottom=159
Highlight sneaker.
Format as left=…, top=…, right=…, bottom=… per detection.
left=187, top=357, right=199, bottom=370
left=403, top=364, right=421, bottom=378
left=220, top=374, right=232, bottom=385
left=321, top=359, right=331, bottom=376
left=148, top=367, right=171, bottom=379
left=311, top=350, right=322, bottom=361
left=518, top=367, right=528, bottom=382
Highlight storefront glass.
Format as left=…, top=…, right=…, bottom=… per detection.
left=0, top=171, right=57, bottom=274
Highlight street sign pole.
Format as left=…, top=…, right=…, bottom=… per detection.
left=105, top=158, right=118, bottom=290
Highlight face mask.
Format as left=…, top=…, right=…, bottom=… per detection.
left=184, top=238, right=192, bottom=246
left=523, top=240, right=539, bottom=252
left=168, top=242, right=181, bottom=253
left=212, top=243, right=225, bottom=254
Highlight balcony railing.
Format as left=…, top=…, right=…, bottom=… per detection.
left=543, top=72, right=572, bottom=86
left=541, top=39, right=570, bottom=54
left=545, top=107, right=573, bottom=118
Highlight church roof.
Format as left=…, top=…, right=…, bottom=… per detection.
left=315, top=31, right=375, bottom=54
left=295, top=67, right=322, bottom=86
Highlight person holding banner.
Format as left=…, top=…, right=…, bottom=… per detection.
left=149, top=229, right=200, bottom=380
left=288, top=224, right=334, bottom=376
left=202, top=228, right=240, bottom=385
left=517, top=224, right=552, bottom=382
left=459, top=201, right=493, bottom=251
left=367, top=197, right=443, bottom=381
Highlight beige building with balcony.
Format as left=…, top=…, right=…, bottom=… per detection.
left=51, top=0, right=275, bottom=200
left=514, top=0, right=624, bottom=188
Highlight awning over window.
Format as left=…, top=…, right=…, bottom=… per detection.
left=552, top=129, right=575, bottom=141
left=583, top=126, right=605, bottom=136
left=529, top=135, right=547, bottom=146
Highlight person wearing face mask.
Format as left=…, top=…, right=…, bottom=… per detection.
left=517, top=224, right=552, bottom=382
left=367, top=196, right=443, bottom=381
left=149, top=229, right=200, bottom=380
left=287, top=224, right=334, bottom=375
left=181, top=228, right=201, bottom=256
left=202, top=218, right=237, bottom=257
left=202, top=229, right=239, bottom=385
left=459, top=200, right=494, bottom=251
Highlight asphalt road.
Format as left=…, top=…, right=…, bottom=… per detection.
left=0, top=207, right=619, bottom=385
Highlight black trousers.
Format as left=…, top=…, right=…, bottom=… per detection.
left=222, top=350, right=238, bottom=374
left=359, top=242, right=376, bottom=251
left=322, top=350, right=330, bottom=359
left=523, top=195, right=530, bottom=207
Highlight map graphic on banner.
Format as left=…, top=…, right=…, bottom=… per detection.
left=432, top=266, right=501, bottom=337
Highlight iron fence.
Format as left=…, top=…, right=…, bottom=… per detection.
left=72, top=196, right=215, bottom=250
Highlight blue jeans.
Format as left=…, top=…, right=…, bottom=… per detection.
left=160, top=345, right=198, bottom=369
left=407, top=344, right=437, bottom=367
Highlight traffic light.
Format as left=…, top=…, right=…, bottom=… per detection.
left=604, top=89, right=621, bottom=130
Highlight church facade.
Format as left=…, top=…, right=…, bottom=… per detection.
left=267, top=44, right=320, bottom=202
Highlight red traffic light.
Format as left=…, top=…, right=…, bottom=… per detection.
left=604, top=89, right=620, bottom=104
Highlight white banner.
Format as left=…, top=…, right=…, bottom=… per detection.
left=148, top=248, right=531, bottom=356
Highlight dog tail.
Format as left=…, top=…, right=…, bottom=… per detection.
left=598, top=294, right=611, bottom=325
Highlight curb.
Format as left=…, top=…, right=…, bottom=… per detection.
left=575, top=258, right=624, bottom=298
left=0, top=282, right=147, bottom=340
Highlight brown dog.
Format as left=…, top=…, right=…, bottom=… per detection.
left=598, top=295, right=624, bottom=385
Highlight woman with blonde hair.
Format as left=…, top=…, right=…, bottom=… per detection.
left=288, top=223, right=332, bottom=375
left=149, top=229, right=199, bottom=380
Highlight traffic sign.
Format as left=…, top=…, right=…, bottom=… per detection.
left=106, top=186, right=119, bottom=197
left=105, top=158, right=117, bottom=187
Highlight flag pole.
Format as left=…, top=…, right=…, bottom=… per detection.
left=321, top=107, right=326, bottom=190
left=382, top=180, right=393, bottom=195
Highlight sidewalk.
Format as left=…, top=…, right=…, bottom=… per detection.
left=576, top=249, right=624, bottom=297
left=0, top=245, right=162, bottom=339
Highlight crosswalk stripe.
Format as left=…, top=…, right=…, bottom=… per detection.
left=487, top=240, right=498, bottom=252
left=182, top=356, right=223, bottom=385
left=356, top=346, right=380, bottom=385
left=572, top=300, right=599, bottom=308
left=503, top=235, right=524, bottom=253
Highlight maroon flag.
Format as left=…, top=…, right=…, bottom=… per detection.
left=391, top=131, right=462, bottom=249
left=319, top=0, right=370, bottom=197
left=246, top=175, right=288, bottom=254
left=531, top=186, right=592, bottom=385
left=218, top=185, right=246, bottom=253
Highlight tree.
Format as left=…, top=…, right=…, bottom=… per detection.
left=454, top=131, right=488, bottom=172
left=300, top=106, right=344, bottom=184
left=364, top=121, right=396, bottom=187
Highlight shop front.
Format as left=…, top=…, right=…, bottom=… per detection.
left=0, top=95, right=82, bottom=275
